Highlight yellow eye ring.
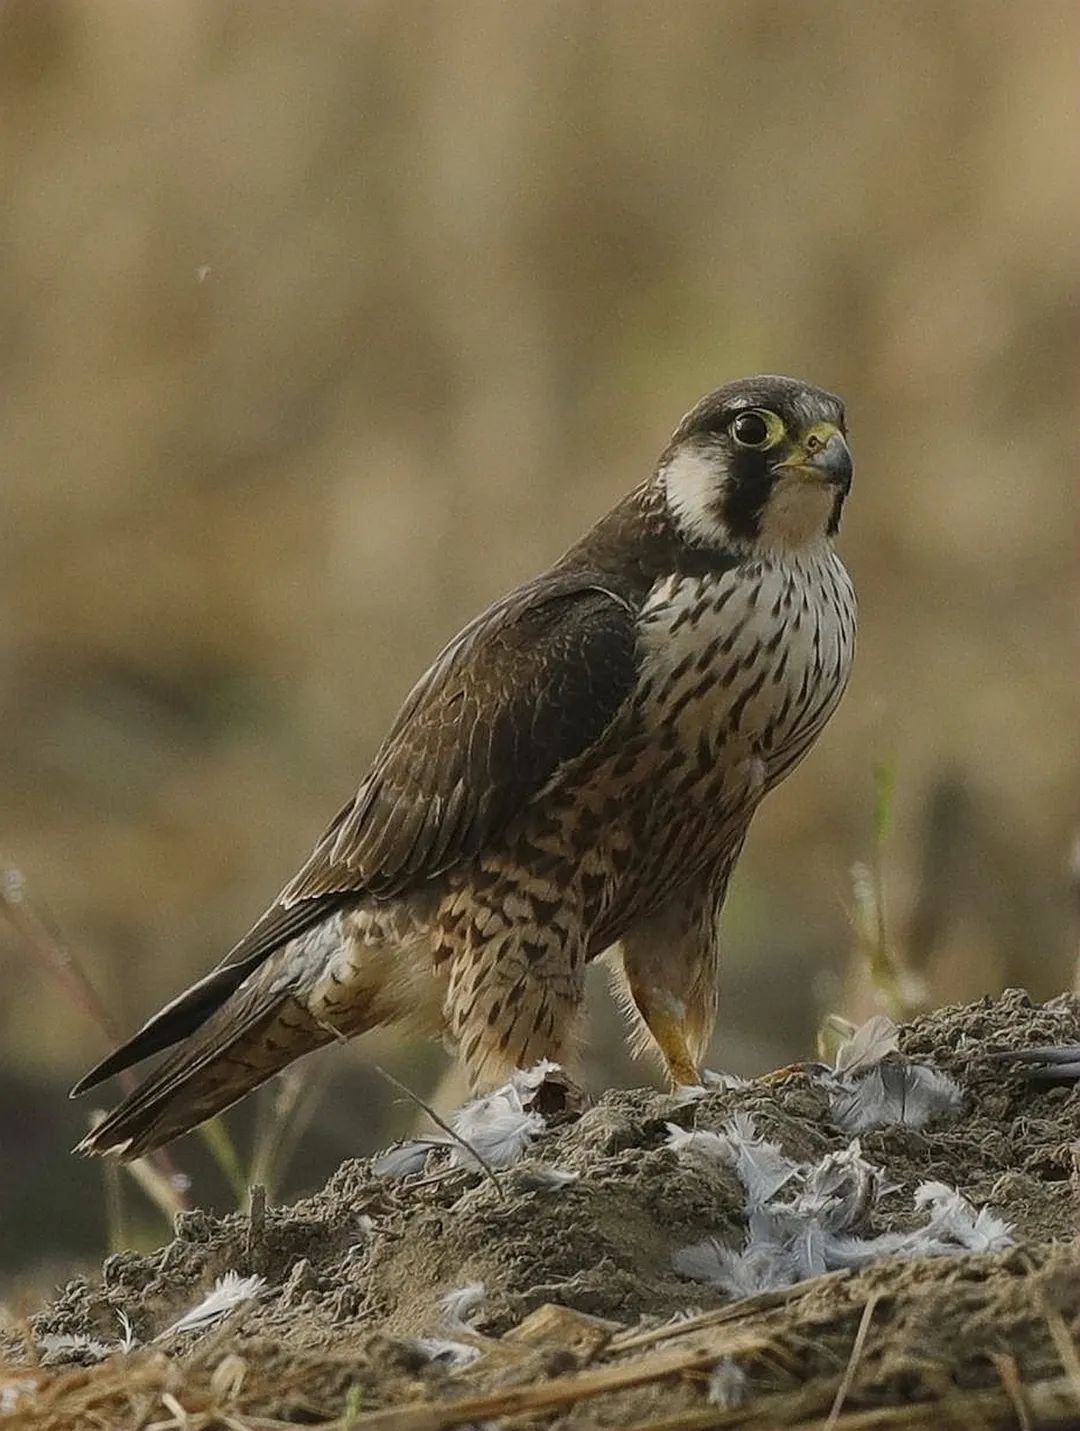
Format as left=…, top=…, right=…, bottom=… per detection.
left=729, top=409, right=778, bottom=449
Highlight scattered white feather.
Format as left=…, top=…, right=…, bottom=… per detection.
left=372, top=1138, right=445, bottom=1179
left=824, top=1229, right=917, bottom=1267
left=787, top=1218, right=828, bottom=1281
left=667, top=1083, right=710, bottom=1107
left=824, top=1182, right=1011, bottom=1264
left=408, top=1283, right=489, bottom=1369
left=665, top=1114, right=799, bottom=1206
left=410, top=1338, right=483, bottom=1368
left=374, top=1062, right=559, bottom=1180
left=451, top=1087, right=545, bottom=1170
left=715, top=1113, right=800, bottom=1206
left=674, top=1236, right=798, bottom=1296
left=439, top=1282, right=486, bottom=1330
left=114, top=1309, right=138, bottom=1352
left=827, top=1191, right=1013, bottom=1265
left=673, top=1129, right=1010, bottom=1297
left=157, top=1272, right=266, bottom=1339
left=707, top=1358, right=749, bottom=1408
left=725, top=1112, right=802, bottom=1206
left=37, top=1334, right=115, bottom=1364
left=745, top=1208, right=830, bottom=1283
left=37, top=1307, right=140, bottom=1365
left=513, top=1165, right=580, bottom=1192
left=833, top=1015, right=900, bottom=1075
left=664, top=1123, right=736, bottom=1161
left=509, top=1059, right=563, bottom=1097
left=790, top=1140, right=880, bottom=1232
left=672, top=1081, right=709, bottom=1098
left=914, top=1181, right=1014, bottom=1252
left=672, top=1239, right=739, bottom=1290
left=703, top=1069, right=750, bottom=1090
left=830, top=1062, right=963, bottom=1134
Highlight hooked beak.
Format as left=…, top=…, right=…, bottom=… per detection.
left=775, top=422, right=853, bottom=495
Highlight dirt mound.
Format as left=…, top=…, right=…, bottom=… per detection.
left=6, top=989, right=1080, bottom=1429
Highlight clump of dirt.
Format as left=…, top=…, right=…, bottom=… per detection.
left=6, top=989, right=1080, bottom=1429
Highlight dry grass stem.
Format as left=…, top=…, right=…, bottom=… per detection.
left=374, top=1066, right=506, bottom=1202
left=1038, top=1298, right=1080, bottom=1410
left=610, top=1269, right=851, bottom=1353
left=989, top=1352, right=1033, bottom=1431
left=824, top=1293, right=880, bottom=1430
left=1, top=867, right=190, bottom=1208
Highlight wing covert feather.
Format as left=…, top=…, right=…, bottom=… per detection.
left=284, top=573, right=639, bottom=901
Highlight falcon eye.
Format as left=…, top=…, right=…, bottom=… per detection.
left=730, top=411, right=772, bottom=448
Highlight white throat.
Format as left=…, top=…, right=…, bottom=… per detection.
left=754, top=475, right=837, bottom=555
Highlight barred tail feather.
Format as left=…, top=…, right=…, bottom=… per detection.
left=75, top=990, right=331, bottom=1160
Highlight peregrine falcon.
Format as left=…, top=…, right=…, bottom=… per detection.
left=73, top=374, right=856, bottom=1158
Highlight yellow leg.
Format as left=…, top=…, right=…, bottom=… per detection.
left=616, top=890, right=720, bottom=1089
left=637, top=1003, right=702, bottom=1088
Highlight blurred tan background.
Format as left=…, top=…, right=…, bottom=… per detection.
left=1, top=0, right=1077, bottom=1289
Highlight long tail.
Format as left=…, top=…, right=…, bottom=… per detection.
left=71, top=894, right=348, bottom=1100
left=71, top=898, right=351, bottom=1160
left=75, top=983, right=335, bottom=1160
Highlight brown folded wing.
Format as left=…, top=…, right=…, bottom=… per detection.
left=283, top=570, right=639, bottom=902
left=72, top=571, right=640, bottom=1097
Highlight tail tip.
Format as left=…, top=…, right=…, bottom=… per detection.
left=74, top=1116, right=135, bottom=1160
left=74, top=1136, right=134, bottom=1160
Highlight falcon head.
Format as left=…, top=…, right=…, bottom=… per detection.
left=660, top=375, right=852, bottom=553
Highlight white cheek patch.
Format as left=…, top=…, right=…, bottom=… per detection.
left=662, top=446, right=727, bottom=546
